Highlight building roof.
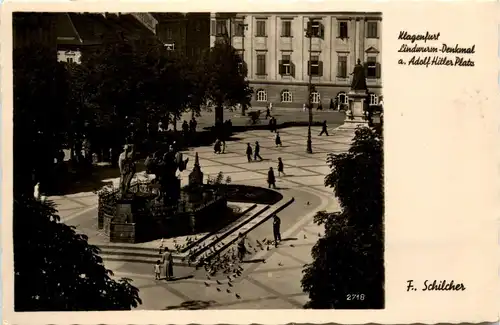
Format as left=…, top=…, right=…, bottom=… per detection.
left=56, top=12, right=160, bottom=48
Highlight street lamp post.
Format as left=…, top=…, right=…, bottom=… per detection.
left=239, top=20, right=248, bottom=116
left=305, top=18, right=314, bottom=154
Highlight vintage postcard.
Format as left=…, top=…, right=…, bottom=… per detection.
left=1, top=1, right=498, bottom=324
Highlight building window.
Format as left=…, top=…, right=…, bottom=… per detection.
left=256, top=20, right=266, bottom=37
left=234, top=20, right=245, bottom=36
left=367, top=56, right=380, bottom=79
left=67, top=57, right=74, bottom=63
left=338, top=21, right=348, bottom=39
left=369, top=93, right=378, bottom=105
left=256, top=89, right=268, bottom=102
left=216, top=20, right=227, bottom=36
left=311, top=91, right=320, bottom=104
left=308, top=55, right=322, bottom=76
left=281, top=90, right=293, bottom=103
left=366, top=21, right=378, bottom=38
left=165, top=26, right=173, bottom=39
left=279, top=54, right=292, bottom=76
left=337, top=55, right=347, bottom=78
left=306, top=20, right=323, bottom=38
left=281, top=20, right=291, bottom=37
left=256, top=54, right=266, bottom=75
left=311, top=21, right=320, bottom=37
left=338, top=92, right=348, bottom=105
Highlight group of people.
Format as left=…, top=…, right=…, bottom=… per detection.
left=266, top=158, right=285, bottom=189
left=246, top=141, right=263, bottom=162
left=181, top=117, right=198, bottom=137
left=213, top=138, right=226, bottom=154
left=302, top=99, right=339, bottom=112
left=154, top=247, right=174, bottom=281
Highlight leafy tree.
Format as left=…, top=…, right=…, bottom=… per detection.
left=13, top=45, right=70, bottom=194
left=14, top=194, right=142, bottom=311
left=203, top=40, right=253, bottom=123
left=301, top=126, right=384, bottom=309
left=77, top=33, right=200, bottom=142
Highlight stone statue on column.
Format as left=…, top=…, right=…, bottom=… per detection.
left=350, top=59, right=368, bottom=91
left=344, top=59, right=369, bottom=126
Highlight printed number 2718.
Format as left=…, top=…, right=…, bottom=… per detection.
left=346, top=294, right=365, bottom=301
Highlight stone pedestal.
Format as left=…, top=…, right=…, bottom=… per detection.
left=343, top=89, right=369, bottom=128
left=115, top=200, right=134, bottom=223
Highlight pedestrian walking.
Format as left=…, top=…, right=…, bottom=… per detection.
left=272, top=214, right=282, bottom=247
left=277, top=157, right=285, bottom=176
left=317, top=102, right=323, bottom=111
left=269, top=102, right=273, bottom=111
left=154, top=260, right=162, bottom=280
left=162, top=248, right=174, bottom=281
left=329, top=98, right=335, bottom=110
left=319, top=120, right=329, bottom=136
left=254, top=141, right=263, bottom=161
left=268, top=117, right=274, bottom=133
left=302, top=103, right=307, bottom=112
left=267, top=167, right=276, bottom=189
left=246, top=143, right=253, bottom=162
left=189, top=117, right=197, bottom=133
left=265, top=107, right=271, bottom=119
left=182, top=120, right=189, bottom=136
left=275, top=132, right=282, bottom=147
left=237, top=234, right=247, bottom=262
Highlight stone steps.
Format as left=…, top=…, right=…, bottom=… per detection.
left=173, top=204, right=271, bottom=265
left=201, top=197, right=295, bottom=265
left=95, top=203, right=272, bottom=266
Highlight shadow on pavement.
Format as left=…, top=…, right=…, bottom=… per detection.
left=165, top=275, right=194, bottom=282
left=223, top=184, right=283, bottom=205
left=163, top=300, right=217, bottom=310
left=242, top=258, right=265, bottom=264
left=46, top=163, right=147, bottom=196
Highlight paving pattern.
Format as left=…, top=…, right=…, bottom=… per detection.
left=48, top=125, right=356, bottom=309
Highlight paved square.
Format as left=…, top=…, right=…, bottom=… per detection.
left=48, top=125, right=358, bottom=310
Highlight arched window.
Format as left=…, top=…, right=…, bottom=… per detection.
left=256, top=89, right=267, bottom=102
left=281, top=89, right=293, bottom=103
left=311, top=91, right=321, bottom=104
left=369, top=93, right=378, bottom=105
left=338, top=92, right=348, bottom=105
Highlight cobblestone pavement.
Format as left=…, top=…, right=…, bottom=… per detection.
left=49, top=125, right=356, bottom=309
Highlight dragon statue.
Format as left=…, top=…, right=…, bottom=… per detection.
left=144, top=145, right=189, bottom=205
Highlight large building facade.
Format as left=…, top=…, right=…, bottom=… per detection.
left=154, top=13, right=211, bottom=60
left=210, top=12, right=382, bottom=109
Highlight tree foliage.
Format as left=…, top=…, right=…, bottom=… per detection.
left=203, top=40, right=253, bottom=122
left=13, top=46, right=70, bottom=194
left=14, top=194, right=142, bottom=311
left=301, top=126, right=384, bottom=309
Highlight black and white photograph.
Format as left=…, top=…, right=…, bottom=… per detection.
left=12, top=11, right=384, bottom=311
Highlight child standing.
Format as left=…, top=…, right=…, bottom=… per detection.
left=154, top=260, right=162, bottom=280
